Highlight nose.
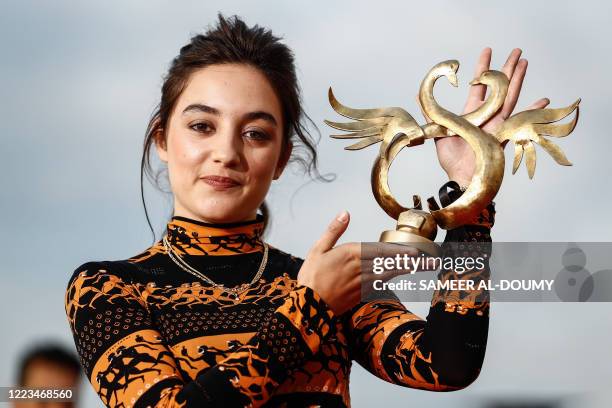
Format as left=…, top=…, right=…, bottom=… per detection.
left=211, top=127, right=241, bottom=167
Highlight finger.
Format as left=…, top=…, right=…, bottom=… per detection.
left=468, top=47, right=492, bottom=104
left=361, top=242, right=419, bottom=261
left=463, top=98, right=486, bottom=116
left=363, top=265, right=420, bottom=286
left=309, top=210, right=350, bottom=254
left=501, top=48, right=523, bottom=80
left=363, top=268, right=408, bottom=285
left=501, top=58, right=528, bottom=118
left=525, top=97, right=550, bottom=110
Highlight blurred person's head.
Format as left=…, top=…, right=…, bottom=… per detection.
left=141, top=14, right=331, bottom=236
left=13, top=343, right=81, bottom=408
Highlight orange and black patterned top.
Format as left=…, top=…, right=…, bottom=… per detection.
left=65, top=185, right=494, bottom=408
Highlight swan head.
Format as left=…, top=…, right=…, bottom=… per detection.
left=469, top=70, right=508, bottom=88
left=432, top=60, right=459, bottom=87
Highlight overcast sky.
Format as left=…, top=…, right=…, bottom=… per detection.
left=1, top=1, right=611, bottom=407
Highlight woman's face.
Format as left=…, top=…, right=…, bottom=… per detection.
left=156, top=63, right=292, bottom=224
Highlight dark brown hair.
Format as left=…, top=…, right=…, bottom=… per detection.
left=16, top=343, right=81, bottom=386
left=140, top=14, right=332, bottom=242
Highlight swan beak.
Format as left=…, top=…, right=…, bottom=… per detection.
left=448, top=73, right=458, bottom=87
left=469, top=78, right=481, bottom=86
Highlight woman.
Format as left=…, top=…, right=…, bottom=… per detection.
left=64, top=15, right=549, bottom=408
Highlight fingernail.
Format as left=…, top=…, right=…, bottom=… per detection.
left=336, top=210, right=348, bottom=222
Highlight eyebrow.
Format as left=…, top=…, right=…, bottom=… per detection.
left=182, top=104, right=219, bottom=116
left=244, top=111, right=278, bottom=127
left=182, top=104, right=278, bottom=127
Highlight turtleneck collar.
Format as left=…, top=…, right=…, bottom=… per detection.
left=165, top=213, right=265, bottom=256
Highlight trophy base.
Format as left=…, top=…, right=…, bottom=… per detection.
left=379, top=229, right=441, bottom=257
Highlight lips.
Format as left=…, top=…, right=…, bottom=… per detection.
left=201, top=175, right=240, bottom=189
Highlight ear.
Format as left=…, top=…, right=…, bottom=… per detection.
left=273, top=141, right=293, bottom=180
left=154, top=129, right=168, bottom=163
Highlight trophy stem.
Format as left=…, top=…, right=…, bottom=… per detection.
left=379, top=208, right=441, bottom=257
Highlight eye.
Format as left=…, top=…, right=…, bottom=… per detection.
left=243, top=130, right=270, bottom=141
left=190, top=122, right=214, bottom=133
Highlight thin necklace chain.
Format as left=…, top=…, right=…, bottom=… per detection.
left=162, top=234, right=268, bottom=299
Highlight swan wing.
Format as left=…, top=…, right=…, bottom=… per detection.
left=495, top=99, right=580, bottom=179
left=325, top=87, right=423, bottom=152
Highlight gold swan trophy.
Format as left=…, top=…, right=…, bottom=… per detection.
left=325, top=60, right=580, bottom=256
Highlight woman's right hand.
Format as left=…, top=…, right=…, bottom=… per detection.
left=297, top=210, right=420, bottom=315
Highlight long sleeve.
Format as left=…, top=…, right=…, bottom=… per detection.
left=343, top=181, right=494, bottom=391
left=64, top=262, right=336, bottom=408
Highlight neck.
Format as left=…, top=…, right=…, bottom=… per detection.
left=464, top=75, right=508, bottom=126
left=165, top=213, right=265, bottom=256
left=171, top=209, right=259, bottom=225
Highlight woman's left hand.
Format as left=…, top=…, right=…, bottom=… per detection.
left=421, top=47, right=550, bottom=187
